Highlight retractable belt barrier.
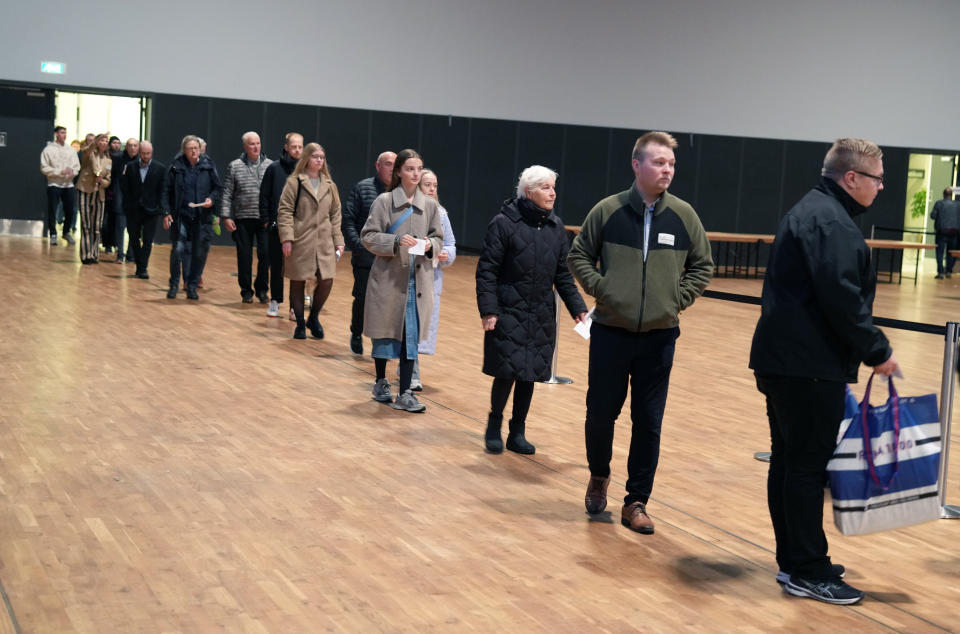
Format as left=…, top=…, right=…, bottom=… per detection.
left=704, top=290, right=960, bottom=521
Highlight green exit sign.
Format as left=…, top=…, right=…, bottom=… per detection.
left=40, top=61, right=65, bottom=74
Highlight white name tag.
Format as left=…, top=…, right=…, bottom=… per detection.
left=658, top=233, right=675, bottom=246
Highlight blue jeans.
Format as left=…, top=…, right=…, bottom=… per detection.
left=168, top=218, right=208, bottom=291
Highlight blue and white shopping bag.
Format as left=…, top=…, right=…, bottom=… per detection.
left=827, top=374, right=941, bottom=536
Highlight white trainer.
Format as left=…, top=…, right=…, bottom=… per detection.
left=266, top=300, right=279, bottom=318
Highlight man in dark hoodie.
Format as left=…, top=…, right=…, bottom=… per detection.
left=749, top=138, right=899, bottom=606
left=259, top=132, right=303, bottom=317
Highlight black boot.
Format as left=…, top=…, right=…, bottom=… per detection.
left=484, top=413, right=503, bottom=453
left=506, top=419, right=535, bottom=455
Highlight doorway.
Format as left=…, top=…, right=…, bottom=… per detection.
left=903, top=153, right=957, bottom=276
left=54, top=91, right=149, bottom=148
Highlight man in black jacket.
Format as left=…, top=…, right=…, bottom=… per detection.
left=111, top=138, right=140, bottom=262
left=931, top=187, right=960, bottom=279
left=120, top=140, right=165, bottom=279
left=749, top=138, right=899, bottom=606
left=342, top=150, right=395, bottom=354
left=162, top=135, right=224, bottom=300
left=259, top=132, right=303, bottom=317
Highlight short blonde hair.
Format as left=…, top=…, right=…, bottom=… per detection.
left=821, top=138, right=883, bottom=178
left=632, top=131, right=678, bottom=162
left=517, top=165, right=558, bottom=199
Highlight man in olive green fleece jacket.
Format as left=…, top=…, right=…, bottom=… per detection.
left=569, top=131, right=713, bottom=535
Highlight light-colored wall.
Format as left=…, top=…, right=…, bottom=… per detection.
left=3, top=0, right=954, bottom=148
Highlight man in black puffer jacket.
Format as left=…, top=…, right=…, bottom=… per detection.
left=750, top=138, right=899, bottom=606
left=259, top=133, right=303, bottom=317
left=342, top=150, right=395, bottom=354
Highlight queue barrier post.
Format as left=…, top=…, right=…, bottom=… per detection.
left=542, top=290, right=573, bottom=385
left=938, top=321, right=960, bottom=519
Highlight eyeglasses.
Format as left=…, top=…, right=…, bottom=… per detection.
left=853, top=170, right=884, bottom=186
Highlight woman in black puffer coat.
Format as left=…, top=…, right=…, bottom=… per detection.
left=476, top=165, right=587, bottom=455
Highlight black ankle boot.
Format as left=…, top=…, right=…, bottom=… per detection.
left=485, top=413, right=503, bottom=453
left=506, top=419, right=535, bottom=455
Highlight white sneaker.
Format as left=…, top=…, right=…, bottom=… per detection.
left=266, top=300, right=279, bottom=318
left=304, top=295, right=311, bottom=308
left=289, top=307, right=296, bottom=322
left=49, top=234, right=57, bottom=246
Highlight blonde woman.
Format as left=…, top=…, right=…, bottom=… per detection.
left=76, top=133, right=112, bottom=263
left=277, top=143, right=344, bottom=340
left=409, top=169, right=456, bottom=390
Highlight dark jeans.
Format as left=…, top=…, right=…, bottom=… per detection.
left=350, top=262, right=372, bottom=336
left=268, top=224, right=284, bottom=302
left=169, top=217, right=207, bottom=291
left=127, top=206, right=160, bottom=274
left=755, top=373, right=844, bottom=580
left=935, top=232, right=958, bottom=275
left=585, top=323, right=679, bottom=505
left=46, top=186, right=76, bottom=237
left=195, top=223, right=214, bottom=281
left=232, top=218, right=268, bottom=297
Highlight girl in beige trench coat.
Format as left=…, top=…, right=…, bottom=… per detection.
left=277, top=143, right=345, bottom=340
left=361, top=149, right=443, bottom=412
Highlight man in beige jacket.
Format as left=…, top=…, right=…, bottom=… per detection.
left=40, top=125, right=80, bottom=246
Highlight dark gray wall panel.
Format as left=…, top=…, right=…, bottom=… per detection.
left=319, top=106, right=371, bottom=198
left=464, top=118, right=517, bottom=250
left=0, top=116, right=52, bottom=221
left=150, top=94, right=210, bottom=162
left=781, top=140, right=830, bottom=220
left=561, top=125, right=609, bottom=226
left=696, top=135, right=742, bottom=231
left=420, top=115, right=469, bottom=243
left=370, top=111, right=421, bottom=159
left=262, top=103, right=318, bottom=160
left=739, top=138, right=784, bottom=233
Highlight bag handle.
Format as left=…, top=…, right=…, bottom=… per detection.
left=859, top=372, right=901, bottom=491
left=388, top=205, right=415, bottom=234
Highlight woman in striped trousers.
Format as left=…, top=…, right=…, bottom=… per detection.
left=76, top=134, right=112, bottom=264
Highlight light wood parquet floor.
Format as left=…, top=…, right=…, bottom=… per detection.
left=1, top=235, right=959, bottom=633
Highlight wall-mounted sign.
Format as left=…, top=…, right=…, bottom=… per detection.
left=0, top=132, right=6, bottom=147
left=40, top=61, right=65, bottom=74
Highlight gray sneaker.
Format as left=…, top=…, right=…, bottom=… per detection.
left=391, top=390, right=426, bottom=413
left=63, top=233, right=75, bottom=245
left=784, top=576, right=864, bottom=605
left=49, top=234, right=57, bottom=246
left=372, top=378, right=393, bottom=402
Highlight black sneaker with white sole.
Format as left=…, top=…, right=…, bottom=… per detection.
left=776, top=564, right=845, bottom=585
left=784, top=575, right=864, bottom=605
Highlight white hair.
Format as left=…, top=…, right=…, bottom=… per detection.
left=517, top=165, right=558, bottom=199
left=241, top=131, right=260, bottom=145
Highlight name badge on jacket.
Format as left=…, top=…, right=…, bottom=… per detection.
left=658, top=233, right=675, bottom=246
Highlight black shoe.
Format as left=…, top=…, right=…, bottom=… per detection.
left=936, top=274, right=945, bottom=279
left=777, top=564, right=845, bottom=586
left=293, top=325, right=306, bottom=339
left=484, top=413, right=504, bottom=453
left=505, top=419, right=535, bottom=454
left=166, top=287, right=178, bottom=299
left=136, top=271, right=150, bottom=280
left=306, top=317, right=324, bottom=339
left=242, top=293, right=254, bottom=304
left=257, top=290, right=269, bottom=304
left=784, top=575, right=864, bottom=605
left=186, top=288, right=199, bottom=300
left=350, top=334, right=363, bottom=355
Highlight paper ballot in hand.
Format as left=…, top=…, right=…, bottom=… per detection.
left=574, top=307, right=595, bottom=340
left=408, top=239, right=427, bottom=255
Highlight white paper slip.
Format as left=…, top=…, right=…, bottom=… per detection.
left=408, top=239, right=426, bottom=255
left=187, top=202, right=204, bottom=208
left=574, top=307, right=595, bottom=340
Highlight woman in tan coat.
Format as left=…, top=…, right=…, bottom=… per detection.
left=277, top=143, right=344, bottom=340
left=76, top=133, right=112, bottom=264
left=361, top=149, right=443, bottom=413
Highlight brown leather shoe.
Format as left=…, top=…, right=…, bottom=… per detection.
left=621, top=501, right=654, bottom=534
left=585, top=476, right=610, bottom=514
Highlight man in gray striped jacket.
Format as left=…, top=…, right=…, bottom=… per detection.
left=221, top=131, right=272, bottom=303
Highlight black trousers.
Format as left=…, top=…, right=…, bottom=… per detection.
left=268, top=224, right=284, bottom=302
left=46, top=186, right=76, bottom=237
left=232, top=218, right=268, bottom=297
left=755, top=373, right=844, bottom=580
left=126, top=206, right=160, bottom=274
left=350, top=262, right=372, bottom=336
left=935, top=232, right=958, bottom=275
left=169, top=217, right=206, bottom=291
left=585, top=323, right=679, bottom=505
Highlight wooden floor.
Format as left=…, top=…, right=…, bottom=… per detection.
left=1, top=235, right=959, bottom=633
